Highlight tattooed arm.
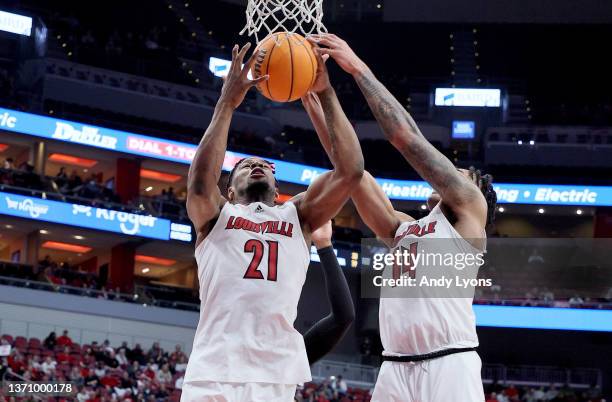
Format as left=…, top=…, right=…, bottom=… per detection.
left=187, top=43, right=268, bottom=247
left=302, top=92, right=410, bottom=242
left=312, top=34, right=487, bottom=237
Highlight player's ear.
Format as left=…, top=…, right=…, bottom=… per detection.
left=227, top=187, right=236, bottom=202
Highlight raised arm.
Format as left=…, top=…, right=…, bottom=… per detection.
left=292, top=49, right=364, bottom=232
left=313, top=34, right=487, bottom=234
left=303, top=221, right=355, bottom=364
left=302, top=92, right=406, bottom=241
left=187, top=43, right=268, bottom=244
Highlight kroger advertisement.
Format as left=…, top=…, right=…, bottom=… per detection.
left=2, top=107, right=612, bottom=207
left=0, top=191, right=191, bottom=242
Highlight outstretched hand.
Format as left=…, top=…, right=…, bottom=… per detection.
left=309, top=44, right=332, bottom=94
left=308, top=34, right=367, bottom=76
left=219, top=43, right=269, bottom=109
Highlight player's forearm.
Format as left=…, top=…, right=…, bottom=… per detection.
left=187, top=102, right=233, bottom=196
left=316, top=87, right=364, bottom=180
left=304, top=246, right=354, bottom=364
left=302, top=94, right=334, bottom=166
left=353, top=69, right=472, bottom=204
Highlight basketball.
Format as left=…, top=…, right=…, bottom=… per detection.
left=251, top=32, right=318, bottom=102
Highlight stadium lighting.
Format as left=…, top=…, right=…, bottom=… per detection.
left=518, top=140, right=523, bottom=145
left=538, top=208, right=545, bottom=214
left=39, top=229, right=49, bottom=234
left=498, top=207, right=505, bottom=213
left=135, top=255, right=176, bottom=266
left=73, top=235, right=85, bottom=240
left=140, top=168, right=182, bottom=183
left=145, top=186, right=153, bottom=192
left=576, top=209, right=583, bottom=215
left=42, top=241, right=92, bottom=254
left=142, top=268, right=150, bottom=274
left=529, top=140, right=535, bottom=145
left=48, top=153, right=98, bottom=168
left=420, top=204, right=427, bottom=210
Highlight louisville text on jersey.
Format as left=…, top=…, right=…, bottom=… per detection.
left=393, top=221, right=438, bottom=246
left=225, top=215, right=294, bottom=237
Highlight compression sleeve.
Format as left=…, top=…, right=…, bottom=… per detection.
left=304, top=246, right=356, bottom=364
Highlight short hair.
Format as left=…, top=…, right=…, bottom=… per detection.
left=226, top=157, right=277, bottom=194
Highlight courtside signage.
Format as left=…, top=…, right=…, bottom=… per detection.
left=2, top=107, right=612, bottom=206
left=0, top=191, right=191, bottom=242
left=474, top=305, right=612, bottom=332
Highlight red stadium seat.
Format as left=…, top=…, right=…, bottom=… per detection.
left=28, top=337, right=41, bottom=348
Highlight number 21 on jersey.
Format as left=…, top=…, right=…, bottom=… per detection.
left=243, top=239, right=279, bottom=281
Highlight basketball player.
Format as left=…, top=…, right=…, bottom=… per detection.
left=181, top=42, right=363, bottom=402
left=304, top=34, right=498, bottom=402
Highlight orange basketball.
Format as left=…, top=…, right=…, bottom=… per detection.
left=251, top=32, right=318, bottom=103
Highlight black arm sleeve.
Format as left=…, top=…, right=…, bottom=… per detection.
left=304, top=246, right=356, bottom=365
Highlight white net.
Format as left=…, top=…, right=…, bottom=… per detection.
left=240, top=0, right=327, bottom=43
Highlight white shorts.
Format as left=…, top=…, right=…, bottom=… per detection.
left=371, top=351, right=485, bottom=402
left=180, top=381, right=297, bottom=402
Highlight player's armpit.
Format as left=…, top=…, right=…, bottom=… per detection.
left=294, top=169, right=360, bottom=232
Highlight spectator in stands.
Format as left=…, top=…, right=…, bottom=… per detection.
left=93, top=360, right=106, bottom=378
left=2, top=157, right=14, bottom=170
left=569, top=294, right=585, bottom=307
left=57, top=345, right=71, bottom=364
left=76, top=385, right=90, bottom=402
left=55, top=167, right=68, bottom=188
left=174, top=354, right=188, bottom=373
left=156, top=383, right=170, bottom=400
left=169, top=344, right=185, bottom=362
left=486, top=392, right=498, bottom=402
left=70, top=365, right=84, bottom=386
left=155, top=362, right=172, bottom=385
left=116, top=347, right=129, bottom=367
left=130, top=343, right=146, bottom=365
left=41, top=355, right=57, bottom=375
left=57, top=329, right=73, bottom=347
left=67, top=169, right=83, bottom=191
left=102, top=339, right=114, bottom=354
left=528, top=248, right=545, bottom=265
left=147, top=342, right=164, bottom=364
left=533, top=386, right=546, bottom=400
left=43, top=331, right=57, bottom=350
left=336, top=375, right=348, bottom=396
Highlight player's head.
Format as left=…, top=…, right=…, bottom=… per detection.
left=226, top=157, right=279, bottom=203
left=426, top=166, right=497, bottom=227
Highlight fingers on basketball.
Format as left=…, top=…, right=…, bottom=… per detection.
left=250, top=32, right=318, bottom=102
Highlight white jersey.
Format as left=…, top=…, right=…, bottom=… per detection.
left=184, top=201, right=312, bottom=385
left=379, top=203, right=485, bottom=356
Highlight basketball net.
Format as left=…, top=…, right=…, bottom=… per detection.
left=240, top=0, right=327, bottom=43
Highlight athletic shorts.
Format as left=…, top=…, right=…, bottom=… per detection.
left=371, top=351, right=485, bottom=402
left=180, top=381, right=297, bottom=402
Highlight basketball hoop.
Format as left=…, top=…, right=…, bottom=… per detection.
left=240, top=0, right=327, bottom=44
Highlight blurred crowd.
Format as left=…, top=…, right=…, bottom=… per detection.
left=0, top=331, right=187, bottom=401
left=485, top=383, right=604, bottom=402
